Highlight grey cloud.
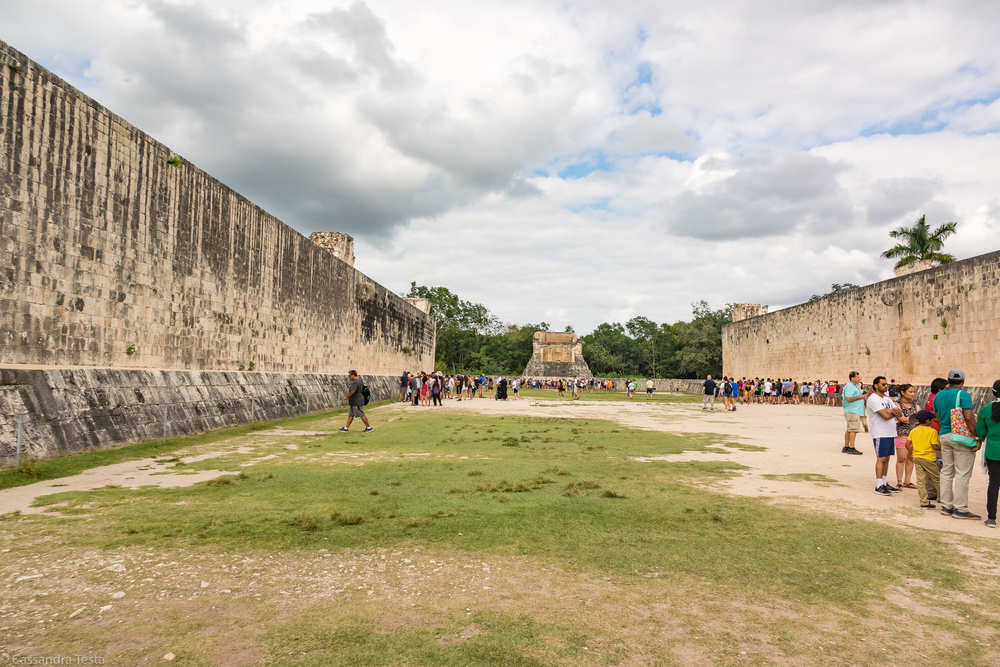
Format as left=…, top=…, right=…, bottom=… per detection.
left=866, top=177, right=938, bottom=224
left=666, top=153, right=854, bottom=240
left=145, top=1, right=244, bottom=48
left=305, top=2, right=415, bottom=89
left=291, top=51, right=359, bottom=88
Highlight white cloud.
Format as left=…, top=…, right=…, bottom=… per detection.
left=4, top=0, right=1000, bottom=332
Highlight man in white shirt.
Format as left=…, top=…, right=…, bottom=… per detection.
left=867, top=375, right=904, bottom=495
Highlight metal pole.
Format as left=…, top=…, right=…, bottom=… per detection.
left=162, top=405, right=168, bottom=441
left=15, top=415, right=23, bottom=469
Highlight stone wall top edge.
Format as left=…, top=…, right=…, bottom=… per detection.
left=722, top=248, right=1000, bottom=331
left=0, top=39, right=431, bottom=329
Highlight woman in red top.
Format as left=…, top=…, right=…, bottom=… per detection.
left=924, top=377, right=948, bottom=432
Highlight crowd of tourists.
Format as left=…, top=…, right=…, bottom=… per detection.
left=836, top=368, right=1000, bottom=527
left=699, top=376, right=851, bottom=411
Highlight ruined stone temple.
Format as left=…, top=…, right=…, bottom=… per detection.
left=522, top=331, right=592, bottom=379
left=0, top=40, right=435, bottom=462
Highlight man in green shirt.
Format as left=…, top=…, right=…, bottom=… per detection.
left=933, top=369, right=978, bottom=520
left=842, top=371, right=865, bottom=455
left=976, top=379, right=1000, bottom=528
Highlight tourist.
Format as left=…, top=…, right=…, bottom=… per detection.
left=933, top=369, right=980, bottom=520
left=646, top=378, right=654, bottom=400
left=894, top=383, right=918, bottom=489
left=721, top=376, right=732, bottom=411
left=627, top=379, right=635, bottom=399
left=702, top=375, right=716, bottom=411
left=399, top=371, right=408, bottom=402
left=421, top=372, right=430, bottom=406
left=907, top=410, right=941, bottom=509
left=431, top=375, right=442, bottom=406
left=868, top=375, right=903, bottom=495
left=339, top=370, right=373, bottom=433
left=842, top=371, right=865, bottom=455
left=976, top=380, right=1000, bottom=528
left=447, top=374, right=456, bottom=399
left=924, top=377, right=947, bottom=434
left=410, top=374, right=420, bottom=406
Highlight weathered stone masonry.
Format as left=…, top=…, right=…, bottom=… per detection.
left=723, top=250, right=1000, bottom=387
left=0, top=41, right=435, bottom=460
left=0, top=40, right=434, bottom=374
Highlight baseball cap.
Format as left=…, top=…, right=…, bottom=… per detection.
left=947, top=369, right=965, bottom=383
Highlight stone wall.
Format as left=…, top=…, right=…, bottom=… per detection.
left=722, top=250, right=1000, bottom=386
left=0, top=40, right=434, bottom=375
left=0, top=367, right=398, bottom=465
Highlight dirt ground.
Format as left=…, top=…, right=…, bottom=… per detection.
left=1, top=396, right=998, bottom=664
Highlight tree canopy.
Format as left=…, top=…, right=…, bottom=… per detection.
left=405, top=282, right=732, bottom=378
left=881, top=214, right=957, bottom=269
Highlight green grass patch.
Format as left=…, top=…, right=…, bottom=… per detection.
left=15, top=411, right=968, bottom=608
left=264, top=610, right=543, bottom=665
left=763, top=473, right=846, bottom=487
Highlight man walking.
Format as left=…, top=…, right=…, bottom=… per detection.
left=868, top=376, right=903, bottom=495
left=702, top=375, right=716, bottom=411
left=339, top=370, right=373, bottom=433
left=933, top=369, right=980, bottom=519
left=842, top=371, right=865, bottom=455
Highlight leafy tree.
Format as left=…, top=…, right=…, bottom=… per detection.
left=406, top=282, right=500, bottom=334
left=808, top=282, right=861, bottom=302
left=881, top=214, right=957, bottom=269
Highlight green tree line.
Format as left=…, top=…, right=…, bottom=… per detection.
left=407, top=283, right=731, bottom=378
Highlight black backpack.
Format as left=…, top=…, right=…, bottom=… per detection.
left=361, top=383, right=372, bottom=405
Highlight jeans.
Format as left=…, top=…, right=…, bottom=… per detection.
left=987, top=457, right=1000, bottom=521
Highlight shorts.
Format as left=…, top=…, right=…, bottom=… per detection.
left=646, top=388, right=654, bottom=394
left=349, top=405, right=365, bottom=417
left=873, top=436, right=895, bottom=458
left=844, top=413, right=862, bottom=433
left=894, top=435, right=909, bottom=451
left=703, top=394, right=715, bottom=404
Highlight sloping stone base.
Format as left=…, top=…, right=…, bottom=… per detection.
left=0, top=368, right=397, bottom=465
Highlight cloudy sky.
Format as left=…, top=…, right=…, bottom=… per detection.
left=6, top=1, right=1000, bottom=331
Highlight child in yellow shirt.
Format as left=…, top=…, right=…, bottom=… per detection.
left=907, top=410, right=941, bottom=509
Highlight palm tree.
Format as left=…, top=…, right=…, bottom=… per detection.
left=881, top=214, right=957, bottom=269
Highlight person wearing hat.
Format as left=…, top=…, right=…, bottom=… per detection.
left=932, top=369, right=979, bottom=520
left=976, top=380, right=1000, bottom=528
left=906, top=410, right=941, bottom=508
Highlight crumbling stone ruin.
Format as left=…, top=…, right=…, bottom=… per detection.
left=522, top=331, right=592, bottom=379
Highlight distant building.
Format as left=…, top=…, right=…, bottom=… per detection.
left=522, top=332, right=592, bottom=379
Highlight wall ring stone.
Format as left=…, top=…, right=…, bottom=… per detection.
left=881, top=289, right=901, bottom=306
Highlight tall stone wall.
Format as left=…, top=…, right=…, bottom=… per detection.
left=722, top=250, right=1000, bottom=386
left=0, top=40, right=434, bottom=375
